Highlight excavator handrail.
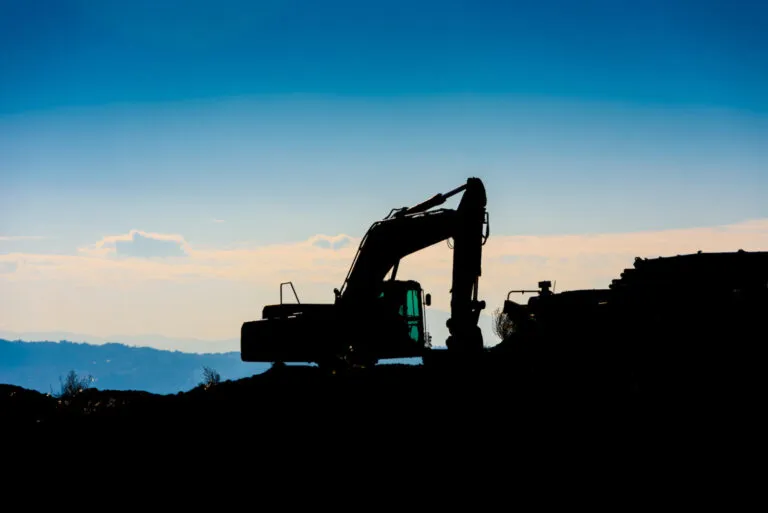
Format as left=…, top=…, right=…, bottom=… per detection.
left=280, top=282, right=301, bottom=304
left=507, top=289, right=540, bottom=300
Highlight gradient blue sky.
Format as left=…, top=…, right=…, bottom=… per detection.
left=1, top=0, right=767, bottom=350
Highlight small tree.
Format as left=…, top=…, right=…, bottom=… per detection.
left=492, top=307, right=515, bottom=341
left=57, top=370, right=94, bottom=398
left=200, top=366, right=221, bottom=389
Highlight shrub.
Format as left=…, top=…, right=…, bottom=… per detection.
left=492, top=307, right=515, bottom=341
left=200, top=366, right=221, bottom=389
left=56, top=370, right=94, bottom=398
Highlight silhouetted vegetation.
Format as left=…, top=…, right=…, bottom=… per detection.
left=55, top=370, right=94, bottom=399
left=200, top=366, right=221, bottom=389
left=492, top=307, right=514, bottom=341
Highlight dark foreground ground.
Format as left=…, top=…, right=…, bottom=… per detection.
left=3, top=354, right=761, bottom=488
left=3, top=351, right=757, bottom=432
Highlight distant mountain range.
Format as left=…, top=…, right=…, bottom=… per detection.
left=0, top=311, right=498, bottom=395
left=0, top=339, right=271, bottom=395
left=0, top=329, right=240, bottom=354
left=0, top=338, right=425, bottom=395
left=0, top=309, right=498, bottom=355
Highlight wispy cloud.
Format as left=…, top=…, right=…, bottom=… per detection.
left=1, top=220, right=766, bottom=340
left=0, top=262, right=17, bottom=274
left=0, top=235, right=47, bottom=241
left=4, top=220, right=768, bottom=291
left=212, top=219, right=225, bottom=223
left=310, top=234, right=352, bottom=250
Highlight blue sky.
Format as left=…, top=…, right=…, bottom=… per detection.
left=1, top=0, right=767, bottom=350
left=2, top=0, right=767, bottom=111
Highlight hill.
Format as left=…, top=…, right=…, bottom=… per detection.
left=0, top=338, right=270, bottom=394
left=2, top=345, right=761, bottom=474
left=3, top=355, right=756, bottom=439
left=1, top=357, right=642, bottom=429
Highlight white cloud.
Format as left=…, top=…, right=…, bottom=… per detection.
left=79, top=229, right=189, bottom=259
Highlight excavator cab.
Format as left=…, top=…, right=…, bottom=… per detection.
left=375, top=279, right=430, bottom=352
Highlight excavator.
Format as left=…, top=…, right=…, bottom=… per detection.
left=240, top=177, right=490, bottom=369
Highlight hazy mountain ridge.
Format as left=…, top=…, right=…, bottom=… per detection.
left=0, top=329, right=240, bottom=353
left=0, top=338, right=270, bottom=395
left=0, top=308, right=499, bottom=354
left=0, top=308, right=497, bottom=395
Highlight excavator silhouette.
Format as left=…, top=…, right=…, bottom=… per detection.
left=241, top=176, right=767, bottom=397
left=241, top=177, right=490, bottom=369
